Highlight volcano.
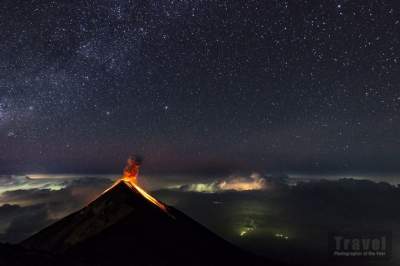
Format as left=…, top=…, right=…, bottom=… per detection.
left=20, top=157, right=274, bottom=266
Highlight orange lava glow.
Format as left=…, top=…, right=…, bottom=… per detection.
left=122, top=178, right=168, bottom=213
left=122, top=156, right=140, bottom=183
left=100, top=156, right=169, bottom=214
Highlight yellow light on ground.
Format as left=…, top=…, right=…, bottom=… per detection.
left=275, top=232, right=289, bottom=240
left=239, top=227, right=254, bottom=237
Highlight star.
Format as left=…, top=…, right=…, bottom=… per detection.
left=7, top=131, right=16, bottom=137
left=0, top=0, right=397, bottom=175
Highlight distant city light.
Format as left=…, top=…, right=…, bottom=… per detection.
left=275, top=233, right=289, bottom=240
left=239, top=226, right=255, bottom=237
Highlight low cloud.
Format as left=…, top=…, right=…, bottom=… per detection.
left=0, top=175, right=65, bottom=195
left=177, top=173, right=267, bottom=193
left=3, top=204, right=52, bottom=243
left=0, top=176, right=113, bottom=243
left=1, top=172, right=400, bottom=266
left=155, top=178, right=400, bottom=264
left=0, top=204, right=53, bottom=243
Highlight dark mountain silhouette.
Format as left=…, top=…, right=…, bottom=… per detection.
left=18, top=179, right=278, bottom=266
left=0, top=242, right=92, bottom=266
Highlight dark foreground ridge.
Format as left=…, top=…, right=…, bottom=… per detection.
left=0, top=180, right=284, bottom=266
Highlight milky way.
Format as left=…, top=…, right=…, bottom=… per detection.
left=0, top=0, right=399, bottom=174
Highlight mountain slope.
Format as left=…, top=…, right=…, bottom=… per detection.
left=0, top=243, right=82, bottom=266
left=21, top=180, right=273, bottom=266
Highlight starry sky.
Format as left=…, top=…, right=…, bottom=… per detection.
left=0, top=0, right=399, bottom=175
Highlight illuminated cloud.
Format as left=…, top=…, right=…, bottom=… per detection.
left=0, top=175, right=63, bottom=195
left=0, top=174, right=117, bottom=196
left=0, top=175, right=113, bottom=243
left=178, top=173, right=267, bottom=193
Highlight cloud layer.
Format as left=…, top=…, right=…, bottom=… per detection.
left=177, top=173, right=267, bottom=193
left=0, top=173, right=400, bottom=266
left=0, top=175, right=112, bottom=243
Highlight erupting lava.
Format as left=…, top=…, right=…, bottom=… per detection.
left=122, top=156, right=141, bottom=183
left=102, top=156, right=168, bottom=213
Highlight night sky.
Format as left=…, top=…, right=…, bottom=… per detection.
left=0, top=0, right=399, bottom=175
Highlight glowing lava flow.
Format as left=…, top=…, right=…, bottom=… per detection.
left=122, top=178, right=168, bottom=213
left=100, top=156, right=169, bottom=214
